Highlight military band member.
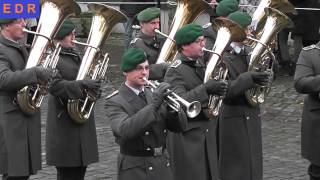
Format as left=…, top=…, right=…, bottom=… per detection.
left=105, top=48, right=187, bottom=180
left=294, top=30, right=320, bottom=180
left=130, top=7, right=169, bottom=81
left=46, top=20, right=100, bottom=180
left=217, top=11, right=269, bottom=180
left=0, top=19, right=53, bottom=180
left=164, top=23, right=228, bottom=180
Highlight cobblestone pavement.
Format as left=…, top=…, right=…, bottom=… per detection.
left=30, top=35, right=309, bottom=180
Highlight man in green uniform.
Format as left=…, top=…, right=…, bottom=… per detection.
left=164, top=23, right=228, bottom=180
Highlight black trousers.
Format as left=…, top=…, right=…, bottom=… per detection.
left=56, top=166, right=87, bottom=180
left=309, top=163, right=320, bottom=180
left=2, top=174, right=29, bottom=180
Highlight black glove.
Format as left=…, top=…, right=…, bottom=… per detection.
left=151, top=82, right=171, bottom=108
left=87, top=88, right=102, bottom=99
left=250, top=71, right=270, bottom=86
left=78, top=79, right=101, bottom=90
left=33, top=66, right=54, bottom=82
left=204, top=79, right=228, bottom=96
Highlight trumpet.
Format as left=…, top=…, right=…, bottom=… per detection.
left=143, top=78, right=201, bottom=118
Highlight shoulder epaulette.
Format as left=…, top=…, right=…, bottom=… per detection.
left=105, top=90, right=119, bottom=99
left=130, top=38, right=141, bottom=45
left=302, top=44, right=320, bottom=51
left=202, top=23, right=212, bottom=29
left=171, top=59, right=182, bottom=68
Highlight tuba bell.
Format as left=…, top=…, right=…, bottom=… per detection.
left=17, top=0, right=80, bottom=115
left=156, top=0, right=211, bottom=63
left=245, top=7, right=294, bottom=106
left=203, top=17, right=246, bottom=116
left=67, top=3, right=127, bottom=124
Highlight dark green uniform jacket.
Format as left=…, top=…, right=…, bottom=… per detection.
left=105, top=84, right=187, bottom=180
left=219, top=47, right=263, bottom=180
left=130, top=31, right=169, bottom=80
left=46, top=47, right=99, bottom=167
left=164, top=53, right=219, bottom=180
left=0, top=35, right=41, bottom=176
left=294, top=42, right=320, bottom=165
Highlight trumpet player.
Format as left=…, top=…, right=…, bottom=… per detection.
left=0, top=18, right=54, bottom=180
left=45, top=20, right=100, bottom=180
left=164, top=23, right=228, bottom=180
left=105, top=48, right=188, bottom=180
left=130, top=7, right=169, bottom=81
left=215, top=12, right=269, bottom=180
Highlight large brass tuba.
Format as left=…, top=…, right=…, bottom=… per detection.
left=250, top=0, right=296, bottom=37
left=203, top=17, right=246, bottom=116
left=67, top=3, right=127, bottom=124
left=245, top=7, right=293, bottom=106
left=156, top=0, right=211, bottom=63
left=17, top=0, right=80, bottom=115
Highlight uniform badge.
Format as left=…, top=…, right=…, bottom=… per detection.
left=130, top=38, right=140, bottom=45
left=105, top=90, right=119, bottom=99
left=171, top=59, right=182, bottom=68
left=202, top=23, right=212, bottom=29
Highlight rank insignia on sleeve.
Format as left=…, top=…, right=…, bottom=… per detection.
left=171, top=59, right=182, bottom=68
left=202, top=23, right=212, bottom=29
left=302, top=44, right=320, bottom=51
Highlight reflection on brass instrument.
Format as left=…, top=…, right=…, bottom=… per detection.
left=245, top=7, right=293, bottom=106
left=156, top=0, right=211, bottom=63
left=17, top=0, right=80, bottom=115
left=143, top=78, right=201, bottom=118
left=203, top=17, right=246, bottom=116
left=67, top=3, right=128, bottom=124
left=250, top=0, right=296, bottom=37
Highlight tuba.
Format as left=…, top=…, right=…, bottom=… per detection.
left=203, top=17, right=246, bottom=116
left=250, top=0, right=296, bottom=37
left=17, top=0, right=80, bottom=115
left=67, top=3, right=127, bottom=124
left=245, top=7, right=293, bottom=106
left=156, top=0, right=211, bottom=63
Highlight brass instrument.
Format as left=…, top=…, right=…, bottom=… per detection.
left=245, top=7, right=293, bottom=106
left=143, top=78, right=201, bottom=118
left=250, top=0, right=296, bottom=37
left=156, top=0, right=211, bottom=63
left=17, top=0, right=80, bottom=115
left=203, top=17, right=246, bottom=116
left=67, top=3, right=127, bottom=124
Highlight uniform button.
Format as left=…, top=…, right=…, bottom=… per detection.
left=206, top=129, right=209, bottom=133
left=148, top=166, right=153, bottom=171
left=145, top=131, right=150, bottom=136
left=163, top=129, right=167, bottom=133
left=146, top=147, right=151, bottom=151
left=166, top=162, right=170, bottom=167
left=246, top=116, right=250, bottom=120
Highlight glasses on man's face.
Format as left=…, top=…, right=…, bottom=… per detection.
left=134, top=65, right=150, bottom=72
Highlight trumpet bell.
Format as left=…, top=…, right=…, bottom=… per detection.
left=187, top=101, right=202, bottom=118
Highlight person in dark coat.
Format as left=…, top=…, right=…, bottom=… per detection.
left=0, top=19, right=53, bottom=180
left=294, top=30, right=320, bottom=180
left=130, top=7, right=169, bottom=81
left=120, top=0, right=156, bottom=51
left=46, top=20, right=100, bottom=180
left=164, top=23, right=229, bottom=180
left=217, top=11, right=270, bottom=180
left=105, top=48, right=188, bottom=180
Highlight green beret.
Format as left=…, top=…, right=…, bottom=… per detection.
left=137, top=7, right=160, bottom=22
left=0, top=19, right=16, bottom=25
left=174, top=23, right=204, bottom=46
left=216, top=0, right=239, bottom=17
left=121, top=48, right=147, bottom=72
left=55, top=19, right=75, bottom=39
left=227, top=11, right=252, bottom=28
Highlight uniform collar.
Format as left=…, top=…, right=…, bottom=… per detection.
left=0, top=34, right=22, bottom=49
left=125, top=82, right=144, bottom=95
